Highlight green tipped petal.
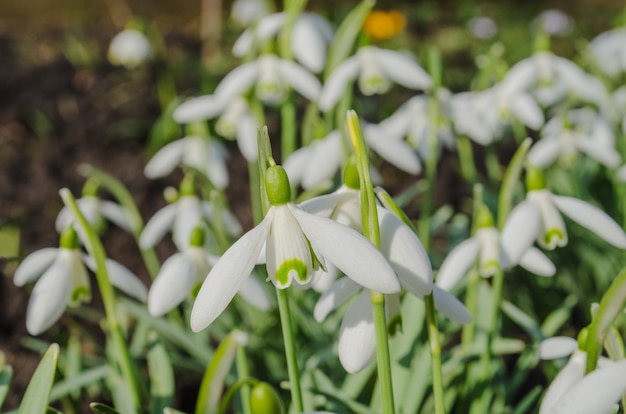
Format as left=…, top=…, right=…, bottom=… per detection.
left=275, top=258, right=308, bottom=288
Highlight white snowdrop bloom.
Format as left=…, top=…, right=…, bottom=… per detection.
left=173, top=96, right=258, bottom=161
left=528, top=108, right=621, bottom=169
left=190, top=165, right=401, bottom=332
left=145, top=136, right=229, bottom=189
left=233, top=12, right=334, bottom=73
left=108, top=29, right=151, bottom=69
left=539, top=348, right=626, bottom=414
left=55, top=195, right=134, bottom=234
left=147, top=229, right=270, bottom=317
left=14, top=228, right=147, bottom=335
left=467, top=16, right=498, bottom=40
left=535, top=9, right=573, bottom=36
left=589, top=28, right=626, bottom=78
left=140, top=194, right=242, bottom=252
left=449, top=91, right=498, bottom=145
left=479, top=81, right=545, bottom=132
left=213, top=54, right=321, bottom=105
left=230, top=0, right=270, bottom=26
left=510, top=167, right=626, bottom=250
left=436, top=206, right=555, bottom=292
left=319, top=46, right=432, bottom=111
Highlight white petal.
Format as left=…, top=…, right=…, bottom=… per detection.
left=291, top=206, right=401, bottom=294
left=292, top=18, right=326, bottom=73
left=235, top=111, right=259, bottom=161
left=551, top=359, right=626, bottom=414
left=374, top=48, right=432, bottom=90
left=148, top=253, right=196, bottom=316
left=432, top=285, right=472, bottom=325
left=364, top=126, right=422, bottom=174
left=201, top=201, right=243, bottom=237
left=528, top=137, right=562, bottom=169
left=509, top=93, right=544, bottom=130
left=173, top=95, right=227, bottom=123
left=338, top=291, right=376, bottom=373
left=14, top=248, right=59, bottom=286
left=214, top=61, right=260, bottom=100
left=190, top=215, right=271, bottom=332
left=551, top=195, right=626, bottom=248
left=318, top=57, right=361, bottom=111
left=100, top=200, right=133, bottom=232
left=277, top=59, right=321, bottom=101
left=298, top=191, right=344, bottom=217
left=435, top=237, right=480, bottom=291
left=144, top=139, right=187, bottom=178
left=313, top=277, right=361, bottom=322
left=311, top=264, right=340, bottom=293
left=539, top=350, right=587, bottom=414
left=206, top=141, right=230, bottom=189
left=539, top=336, right=578, bottom=360
left=173, top=196, right=203, bottom=250
left=517, top=247, right=556, bottom=276
left=302, top=132, right=344, bottom=189
left=378, top=206, right=433, bottom=297
left=237, top=274, right=272, bottom=311
left=104, top=259, right=148, bottom=302
left=501, top=200, right=541, bottom=265
left=529, top=190, right=568, bottom=250
left=26, top=254, right=73, bottom=335
left=575, top=137, right=621, bottom=168
left=139, top=203, right=177, bottom=249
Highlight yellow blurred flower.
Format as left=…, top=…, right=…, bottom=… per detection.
left=363, top=10, right=406, bottom=41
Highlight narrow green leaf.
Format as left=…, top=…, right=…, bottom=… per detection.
left=49, top=365, right=110, bottom=402
left=0, top=364, right=13, bottom=409
left=90, top=402, right=122, bottom=414
left=540, top=295, right=577, bottom=337
left=501, top=300, right=543, bottom=342
left=18, top=343, right=60, bottom=414
left=147, top=332, right=175, bottom=414
left=510, top=385, right=542, bottom=414
left=497, top=137, right=532, bottom=230
left=314, top=369, right=378, bottom=414
left=107, top=373, right=137, bottom=414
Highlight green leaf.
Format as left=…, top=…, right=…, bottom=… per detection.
left=49, top=365, right=110, bottom=403
left=18, top=343, right=60, bottom=414
left=90, top=402, right=122, bottom=414
left=501, top=300, right=543, bottom=342
left=147, top=332, right=175, bottom=414
left=497, top=137, right=532, bottom=230
left=107, top=373, right=137, bottom=414
left=0, top=363, right=13, bottom=409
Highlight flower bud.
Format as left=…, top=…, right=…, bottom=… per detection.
left=265, top=165, right=291, bottom=206
left=250, top=382, right=284, bottom=414
left=526, top=164, right=545, bottom=191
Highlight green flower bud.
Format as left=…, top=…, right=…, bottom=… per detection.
left=344, top=156, right=361, bottom=190
left=476, top=205, right=495, bottom=229
left=59, top=226, right=80, bottom=250
left=189, top=226, right=205, bottom=247
left=265, top=165, right=291, bottom=206
left=577, top=327, right=589, bottom=351
left=250, top=382, right=284, bottom=414
left=179, top=175, right=196, bottom=196
left=525, top=164, right=545, bottom=192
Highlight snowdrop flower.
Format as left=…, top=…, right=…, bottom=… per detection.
left=108, top=29, right=151, bottom=69
left=510, top=166, right=626, bottom=250
left=535, top=10, right=573, bottom=36
left=528, top=108, right=620, bottom=169
left=214, top=54, right=321, bottom=105
left=55, top=195, right=134, bottom=234
left=173, top=96, right=258, bottom=162
left=449, top=91, right=498, bottom=145
left=140, top=182, right=242, bottom=252
left=148, top=227, right=270, bottom=317
left=233, top=12, right=334, bottom=73
left=190, top=164, right=400, bottom=332
left=230, top=0, right=270, bottom=26
left=467, top=16, right=498, bottom=40
left=436, top=205, right=555, bottom=292
left=479, top=81, right=545, bottom=133
left=14, top=227, right=147, bottom=335
left=589, top=28, right=626, bottom=78
left=319, top=46, right=432, bottom=111
left=145, top=135, right=229, bottom=190
left=538, top=337, right=626, bottom=414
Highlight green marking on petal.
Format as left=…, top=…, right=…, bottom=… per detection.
left=544, top=228, right=564, bottom=247
left=70, top=286, right=90, bottom=306
left=481, top=260, right=499, bottom=277
left=275, top=258, right=308, bottom=287
left=388, top=314, right=403, bottom=336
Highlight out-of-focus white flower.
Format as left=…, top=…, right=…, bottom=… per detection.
left=528, top=108, right=621, bottom=169
left=436, top=206, right=555, bottom=292
left=173, top=96, right=258, bottom=162
left=144, top=136, right=229, bottom=189
left=140, top=194, right=242, bottom=252
left=230, top=0, right=270, bottom=26
left=214, top=54, right=321, bottom=105
left=589, top=28, right=626, bottom=78
left=319, top=46, right=432, bottom=111
left=467, top=17, right=498, bottom=40
left=535, top=9, right=573, bottom=36
left=190, top=165, right=401, bottom=332
left=449, top=91, right=497, bottom=145
left=233, top=12, right=334, bottom=73
left=108, top=29, right=151, bottom=69
left=14, top=228, right=147, bottom=335
left=55, top=195, right=134, bottom=234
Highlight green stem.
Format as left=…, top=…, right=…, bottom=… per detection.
left=456, top=134, right=478, bottom=184
left=248, top=161, right=263, bottom=226
left=371, top=291, right=395, bottom=414
left=425, top=293, right=445, bottom=414
left=235, top=348, right=253, bottom=414
left=276, top=289, right=304, bottom=412
left=59, top=189, right=141, bottom=407
left=280, top=100, right=297, bottom=160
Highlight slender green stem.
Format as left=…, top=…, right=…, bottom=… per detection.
left=371, top=291, right=395, bottom=414
left=59, top=189, right=141, bottom=407
left=276, top=289, right=304, bottom=412
left=235, top=348, right=253, bottom=414
left=280, top=100, right=297, bottom=159
left=456, top=134, right=478, bottom=184
left=425, top=293, right=445, bottom=414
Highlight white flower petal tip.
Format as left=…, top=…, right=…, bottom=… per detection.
left=338, top=291, right=376, bottom=373
left=173, top=95, right=226, bottom=124
left=436, top=238, right=480, bottom=292
left=432, top=286, right=472, bottom=325
left=14, top=248, right=59, bottom=286
left=148, top=254, right=197, bottom=317
left=539, top=337, right=579, bottom=360
left=501, top=200, right=541, bottom=265
left=104, top=259, right=148, bottom=302
left=518, top=247, right=556, bottom=277
left=551, top=195, right=626, bottom=249
left=237, top=275, right=272, bottom=311
left=313, top=277, right=361, bottom=322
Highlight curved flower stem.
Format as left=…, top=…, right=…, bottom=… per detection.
left=276, top=289, right=304, bottom=411
left=425, top=293, right=445, bottom=414
left=235, top=348, right=253, bottom=414
left=60, top=188, right=141, bottom=407
left=456, top=134, right=478, bottom=185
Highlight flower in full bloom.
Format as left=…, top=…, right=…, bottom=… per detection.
left=147, top=227, right=270, bottom=317
left=144, top=136, right=229, bottom=190
left=108, top=29, right=151, bottom=69
left=14, top=227, right=147, bottom=335
left=190, top=164, right=401, bottom=332
left=318, top=46, right=432, bottom=111
left=436, top=205, right=555, bottom=292
left=55, top=195, right=134, bottom=234
left=510, top=166, right=626, bottom=250
left=232, top=12, right=334, bottom=73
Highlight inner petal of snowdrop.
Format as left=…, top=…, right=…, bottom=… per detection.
left=256, top=56, right=286, bottom=104
left=358, top=48, right=390, bottom=95
left=477, top=227, right=500, bottom=277
left=528, top=190, right=567, bottom=249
